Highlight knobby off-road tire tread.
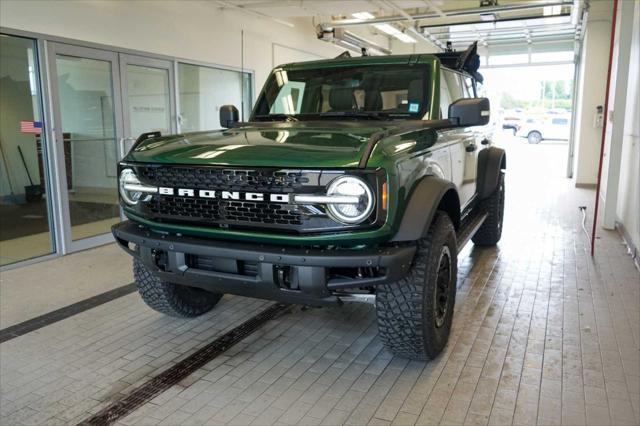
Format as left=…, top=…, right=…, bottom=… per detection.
left=134, top=259, right=222, bottom=317
left=376, top=212, right=457, bottom=360
left=472, top=171, right=505, bottom=246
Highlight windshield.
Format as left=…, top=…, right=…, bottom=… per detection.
left=252, top=65, right=430, bottom=121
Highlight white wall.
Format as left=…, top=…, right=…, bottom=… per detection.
left=572, top=1, right=613, bottom=185
left=0, top=0, right=391, bottom=93
left=615, top=1, right=640, bottom=253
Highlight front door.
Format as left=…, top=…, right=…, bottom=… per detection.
left=440, top=68, right=478, bottom=209
left=119, top=54, right=176, bottom=153
left=47, top=43, right=124, bottom=252
left=46, top=46, right=179, bottom=253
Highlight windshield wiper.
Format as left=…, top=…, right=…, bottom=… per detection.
left=254, top=114, right=299, bottom=122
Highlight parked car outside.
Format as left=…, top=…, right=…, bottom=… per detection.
left=501, top=115, right=522, bottom=135
left=517, top=115, right=570, bottom=143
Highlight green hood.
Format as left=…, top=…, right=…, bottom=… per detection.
left=126, top=122, right=393, bottom=168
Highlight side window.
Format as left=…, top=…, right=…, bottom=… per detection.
left=439, top=72, right=452, bottom=119
left=440, top=69, right=463, bottom=118
left=444, top=70, right=464, bottom=101
left=551, top=118, right=568, bottom=125
left=462, top=76, right=475, bottom=98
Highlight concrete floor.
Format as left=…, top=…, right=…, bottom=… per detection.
left=0, top=243, right=131, bottom=328
left=0, top=137, right=638, bottom=426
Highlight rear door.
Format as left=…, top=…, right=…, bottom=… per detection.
left=441, top=68, right=477, bottom=209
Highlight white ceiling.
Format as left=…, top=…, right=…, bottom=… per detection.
left=216, top=0, right=440, bottom=18
left=216, top=0, right=583, bottom=54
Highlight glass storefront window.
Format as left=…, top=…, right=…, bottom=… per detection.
left=0, top=34, right=255, bottom=265
left=531, top=51, right=574, bottom=63
left=0, top=34, right=54, bottom=266
left=125, top=64, right=172, bottom=137
left=178, top=63, right=251, bottom=132
left=488, top=54, right=529, bottom=66
left=55, top=54, right=121, bottom=242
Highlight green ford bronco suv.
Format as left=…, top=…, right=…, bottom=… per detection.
left=112, top=42, right=506, bottom=360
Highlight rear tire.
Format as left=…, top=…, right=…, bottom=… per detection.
left=527, top=131, right=542, bottom=144
left=134, top=259, right=222, bottom=317
left=472, top=171, right=505, bottom=246
left=376, top=212, right=457, bottom=360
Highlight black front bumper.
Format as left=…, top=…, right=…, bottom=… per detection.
left=112, top=221, right=416, bottom=306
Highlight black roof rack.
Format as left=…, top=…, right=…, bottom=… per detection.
left=434, top=41, right=484, bottom=83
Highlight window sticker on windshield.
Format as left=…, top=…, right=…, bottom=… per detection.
left=409, top=103, right=420, bottom=113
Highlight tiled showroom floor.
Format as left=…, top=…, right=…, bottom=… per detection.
left=1, top=139, right=639, bottom=426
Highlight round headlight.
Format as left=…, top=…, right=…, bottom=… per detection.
left=119, top=168, right=152, bottom=205
left=326, top=176, right=375, bottom=224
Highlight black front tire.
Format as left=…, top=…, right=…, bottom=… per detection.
left=134, top=259, right=223, bottom=317
left=376, top=212, right=458, bottom=360
left=472, top=171, right=505, bottom=246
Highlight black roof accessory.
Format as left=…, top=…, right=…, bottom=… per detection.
left=434, top=41, right=484, bottom=83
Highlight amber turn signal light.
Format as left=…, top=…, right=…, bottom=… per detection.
left=381, top=182, right=388, bottom=210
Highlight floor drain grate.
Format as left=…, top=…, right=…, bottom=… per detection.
left=78, top=303, right=291, bottom=426
left=0, top=283, right=137, bottom=344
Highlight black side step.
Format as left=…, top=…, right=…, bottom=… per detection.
left=456, top=212, right=488, bottom=253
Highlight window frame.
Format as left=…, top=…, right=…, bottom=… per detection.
left=440, top=67, right=478, bottom=119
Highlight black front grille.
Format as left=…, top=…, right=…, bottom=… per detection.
left=138, top=166, right=308, bottom=191
left=149, top=197, right=303, bottom=226
left=186, top=255, right=259, bottom=277
left=126, top=164, right=380, bottom=234
left=132, top=165, right=318, bottom=231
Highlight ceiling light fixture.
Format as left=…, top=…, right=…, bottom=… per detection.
left=480, top=12, right=498, bottom=21
left=373, top=23, right=401, bottom=35
left=373, top=23, right=416, bottom=43
left=352, top=11, right=375, bottom=20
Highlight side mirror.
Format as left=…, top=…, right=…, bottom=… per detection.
left=448, top=98, right=490, bottom=127
left=219, top=105, right=239, bottom=128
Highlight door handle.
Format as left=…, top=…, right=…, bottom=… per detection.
left=481, top=138, right=490, bottom=145
left=465, top=144, right=477, bottom=152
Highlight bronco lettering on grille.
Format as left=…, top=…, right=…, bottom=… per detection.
left=158, top=187, right=290, bottom=203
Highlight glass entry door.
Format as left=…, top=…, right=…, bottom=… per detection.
left=47, top=43, right=124, bottom=251
left=119, top=54, right=175, bottom=151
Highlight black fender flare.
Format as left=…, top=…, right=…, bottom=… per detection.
left=476, top=146, right=506, bottom=200
left=391, top=176, right=460, bottom=242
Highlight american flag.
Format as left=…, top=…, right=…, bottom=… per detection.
left=20, top=121, right=42, bottom=134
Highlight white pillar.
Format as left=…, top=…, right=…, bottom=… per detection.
left=572, top=1, right=614, bottom=186
left=602, top=0, right=635, bottom=230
